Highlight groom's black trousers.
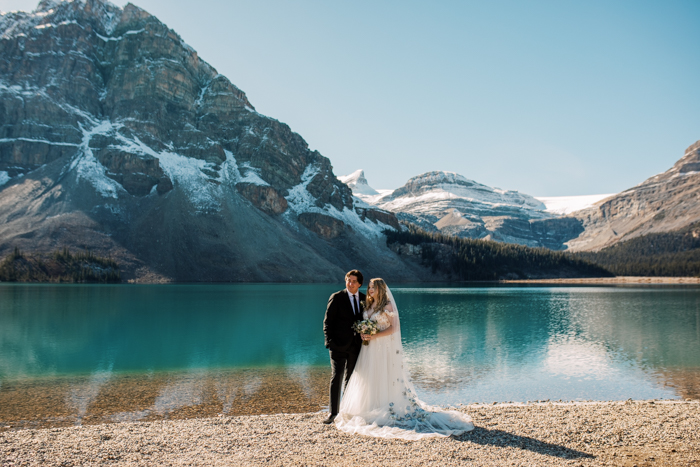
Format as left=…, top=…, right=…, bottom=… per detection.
left=329, top=348, right=359, bottom=415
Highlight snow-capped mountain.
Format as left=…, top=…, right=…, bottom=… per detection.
left=340, top=170, right=585, bottom=250
left=376, top=171, right=547, bottom=215
left=0, top=0, right=414, bottom=282
left=338, top=170, right=379, bottom=196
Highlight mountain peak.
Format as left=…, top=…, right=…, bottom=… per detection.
left=2, top=0, right=138, bottom=39
left=0, top=0, right=409, bottom=282
left=676, top=139, right=700, bottom=174
left=35, top=0, right=120, bottom=12
left=36, top=0, right=73, bottom=12
left=405, top=171, right=470, bottom=186
left=338, top=169, right=365, bottom=184
left=338, top=169, right=379, bottom=196
left=390, top=170, right=521, bottom=200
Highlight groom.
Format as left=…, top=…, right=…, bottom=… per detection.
left=322, top=269, right=365, bottom=424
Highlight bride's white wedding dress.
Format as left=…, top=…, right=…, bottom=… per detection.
left=335, top=287, right=474, bottom=440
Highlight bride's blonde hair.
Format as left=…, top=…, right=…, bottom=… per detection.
left=366, top=278, right=388, bottom=312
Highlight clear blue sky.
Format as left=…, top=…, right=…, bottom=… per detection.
left=2, top=0, right=699, bottom=196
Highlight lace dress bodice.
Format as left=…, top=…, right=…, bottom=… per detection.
left=363, top=308, right=394, bottom=332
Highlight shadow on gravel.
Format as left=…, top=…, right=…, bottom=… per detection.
left=455, top=427, right=595, bottom=460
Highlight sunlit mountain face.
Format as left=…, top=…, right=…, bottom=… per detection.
left=0, top=0, right=422, bottom=282
left=341, top=170, right=585, bottom=250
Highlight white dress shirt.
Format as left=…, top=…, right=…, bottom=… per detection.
left=347, top=289, right=360, bottom=315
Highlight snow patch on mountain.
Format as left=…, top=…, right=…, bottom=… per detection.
left=95, top=28, right=145, bottom=41
left=286, top=166, right=390, bottom=238
left=154, top=152, right=221, bottom=209
left=339, top=169, right=397, bottom=210
left=97, top=2, right=120, bottom=34
left=106, top=128, right=228, bottom=211
left=218, top=151, right=268, bottom=188
left=284, top=164, right=322, bottom=215
left=69, top=120, right=122, bottom=199
left=340, top=208, right=393, bottom=239
left=338, top=169, right=379, bottom=196
left=0, top=137, right=78, bottom=147
left=237, top=162, right=269, bottom=186
left=61, top=118, right=237, bottom=210
left=536, top=194, right=614, bottom=215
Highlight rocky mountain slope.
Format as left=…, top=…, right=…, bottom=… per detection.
left=568, top=140, right=700, bottom=251
left=0, top=0, right=412, bottom=282
left=342, top=170, right=584, bottom=250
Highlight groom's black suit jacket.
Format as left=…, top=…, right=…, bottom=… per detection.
left=323, top=290, right=366, bottom=353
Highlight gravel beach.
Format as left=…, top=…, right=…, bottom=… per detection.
left=2, top=400, right=698, bottom=466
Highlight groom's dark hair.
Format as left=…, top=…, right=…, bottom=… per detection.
left=345, top=269, right=363, bottom=285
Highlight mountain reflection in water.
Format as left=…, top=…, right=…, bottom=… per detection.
left=396, top=287, right=699, bottom=403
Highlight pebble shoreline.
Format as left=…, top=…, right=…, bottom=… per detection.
left=2, top=400, right=699, bottom=467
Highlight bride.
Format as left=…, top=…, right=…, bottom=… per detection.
left=334, top=278, right=474, bottom=440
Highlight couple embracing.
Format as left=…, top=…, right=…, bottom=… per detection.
left=323, top=270, right=474, bottom=440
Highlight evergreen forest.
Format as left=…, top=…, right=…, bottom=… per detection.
left=574, top=222, right=700, bottom=277
left=0, top=247, right=121, bottom=283
left=385, top=224, right=612, bottom=280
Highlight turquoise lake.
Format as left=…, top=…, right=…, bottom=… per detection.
left=1, top=283, right=699, bottom=427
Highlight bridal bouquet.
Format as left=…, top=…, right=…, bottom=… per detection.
left=353, top=319, right=378, bottom=346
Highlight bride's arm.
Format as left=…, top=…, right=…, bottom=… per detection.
left=362, top=303, right=397, bottom=341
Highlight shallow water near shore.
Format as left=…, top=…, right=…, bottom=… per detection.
left=1, top=283, right=699, bottom=428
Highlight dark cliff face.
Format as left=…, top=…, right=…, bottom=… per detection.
left=0, top=0, right=414, bottom=282
left=568, top=140, right=700, bottom=252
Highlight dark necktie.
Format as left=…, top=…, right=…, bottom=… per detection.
left=352, top=294, right=359, bottom=316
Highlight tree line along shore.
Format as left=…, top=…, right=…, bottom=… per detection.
left=0, top=247, right=121, bottom=283
left=386, top=222, right=700, bottom=280
left=2, top=221, right=699, bottom=283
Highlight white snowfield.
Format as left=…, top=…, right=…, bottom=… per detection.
left=339, top=170, right=616, bottom=218
left=378, top=179, right=546, bottom=215
left=535, top=194, right=615, bottom=215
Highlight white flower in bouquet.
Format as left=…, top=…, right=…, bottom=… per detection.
left=353, top=319, right=379, bottom=346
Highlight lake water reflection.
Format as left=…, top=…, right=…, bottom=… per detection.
left=1, top=283, right=698, bottom=428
